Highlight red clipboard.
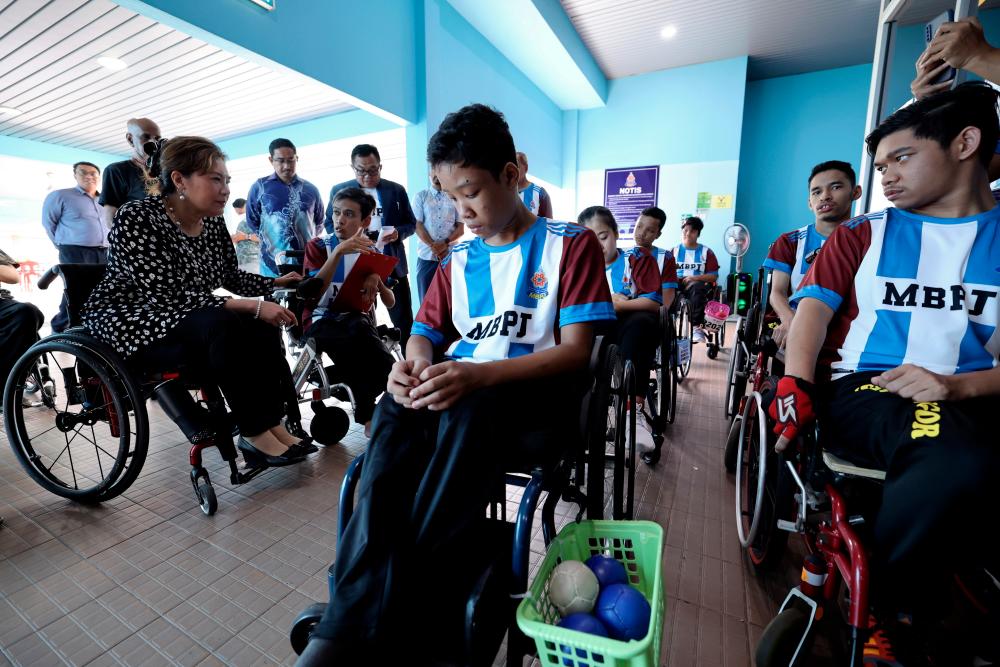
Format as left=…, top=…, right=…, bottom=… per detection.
left=330, top=253, right=399, bottom=312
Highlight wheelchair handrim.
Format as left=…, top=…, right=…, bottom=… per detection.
left=735, top=391, right=768, bottom=549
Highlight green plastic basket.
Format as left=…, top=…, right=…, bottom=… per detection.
left=516, top=520, right=664, bottom=667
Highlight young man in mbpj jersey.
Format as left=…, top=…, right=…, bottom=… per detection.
left=763, top=160, right=862, bottom=348
left=298, top=104, right=614, bottom=664
left=772, top=82, right=1000, bottom=661
left=632, top=206, right=678, bottom=311
left=672, top=216, right=720, bottom=342
left=303, top=187, right=395, bottom=438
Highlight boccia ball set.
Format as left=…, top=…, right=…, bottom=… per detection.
left=546, top=554, right=652, bottom=642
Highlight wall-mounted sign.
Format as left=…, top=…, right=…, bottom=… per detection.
left=247, top=0, right=275, bottom=10
left=603, top=166, right=659, bottom=241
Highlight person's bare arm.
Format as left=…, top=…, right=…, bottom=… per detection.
left=661, top=287, right=675, bottom=311
left=0, top=264, right=19, bottom=284
left=102, top=205, right=117, bottom=229
left=447, top=223, right=464, bottom=243
left=782, top=298, right=833, bottom=383
left=614, top=295, right=659, bottom=313
left=414, top=221, right=435, bottom=246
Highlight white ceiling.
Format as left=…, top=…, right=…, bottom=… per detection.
left=0, top=0, right=354, bottom=155
left=560, top=0, right=1000, bottom=81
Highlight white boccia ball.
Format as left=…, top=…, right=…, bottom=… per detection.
left=547, top=560, right=600, bottom=617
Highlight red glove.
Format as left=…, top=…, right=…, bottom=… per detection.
left=768, top=376, right=816, bottom=446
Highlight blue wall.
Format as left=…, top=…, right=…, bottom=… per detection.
left=0, top=135, right=123, bottom=166
left=119, top=0, right=420, bottom=123
left=735, top=63, right=872, bottom=271
left=422, top=0, right=565, bottom=186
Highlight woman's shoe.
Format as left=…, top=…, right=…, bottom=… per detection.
left=287, top=439, right=318, bottom=457
left=237, top=437, right=306, bottom=468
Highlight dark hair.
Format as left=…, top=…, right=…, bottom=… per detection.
left=640, top=206, right=666, bottom=231
left=146, top=136, right=227, bottom=196
left=808, top=160, right=856, bottom=188
left=333, top=186, right=376, bottom=219
left=351, top=144, right=381, bottom=163
left=578, top=205, right=617, bottom=233
left=268, top=138, right=296, bottom=156
left=73, top=161, right=99, bottom=173
left=682, top=216, right=704, bottom=233
left=427, top=104, right=517, bottom=180
left=866, top=81, right=1000, bottom=168
left=232, top=198, right=247, bottom=209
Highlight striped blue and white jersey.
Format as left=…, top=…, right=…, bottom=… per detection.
left=413, top=218, right=614, bottom=363
left=519, top=183, right=553, bottom=217
left=791, top=206, right=1000, bottom=380
left=671, top=244, right=720, bottom=278
left=763, top=224, right=829, bottom=293
left=303, top=232, right=378, bottom=323
left=605, top=248, right=662, bottom=303
left=650, top=247, right=680, bottom=290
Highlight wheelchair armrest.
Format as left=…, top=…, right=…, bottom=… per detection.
left=37, top=266, right=61, bottom=290
left=376, top=324, right=401, bottom=342
left=296, top=277, right=324, bottom=300
left=284, top=250, right=306, bottom=261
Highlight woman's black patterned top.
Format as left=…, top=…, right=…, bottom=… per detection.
left=83, top=195, right=274, bottom=356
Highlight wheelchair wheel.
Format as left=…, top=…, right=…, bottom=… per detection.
left=606, top=359, right=636, bottom=521
left=735, top=392, right=790, bottom=572
left=290, top=603, right=327, bottom=655
left=724, top=414, right=741, bottom=473
left=756, top=606, right=811, bottom=667
left=3, top=337, right=149, bottom=503
left=707, top=343, right=719, bottom=360
left=674, top=300, right=693, bottom=381
left=725, top=316, right=749, bottom=419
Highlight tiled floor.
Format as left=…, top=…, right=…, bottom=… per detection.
left=0, top=331, right=801, bottom=666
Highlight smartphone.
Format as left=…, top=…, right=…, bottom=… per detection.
left=925, top=10, right=957, bottom=86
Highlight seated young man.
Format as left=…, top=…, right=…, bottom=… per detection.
left=671, top=216, right=719, bottom=342
left=303, top=187, right=395, bottom=438
left=763, top=160, right=861, bottom=348
left=772, top=82, right=1000, bottom=661
left=632, top=206, right=678, bottom=311
left=0, top=247, right=44, bottom=413
left=298, top=104, right=614, bottom=664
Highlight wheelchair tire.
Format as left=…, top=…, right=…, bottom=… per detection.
left=755, top=607, right=811, bottom=667
left=608, top=360, right=636, bottom=521
left=724, top=415, right=740, bottom=474
left=707, top=344, right=719, bottom=360
left=196, top=478, right=217, bottom=516
left=674, top=300, right=693, bottom=381
left=3, top=337, right=149, bottom=503
left=725, top=318, right=749, bottom=419
left=290, top=603, right=327, bottom=655
left=309, top=404, right=350, bottom=446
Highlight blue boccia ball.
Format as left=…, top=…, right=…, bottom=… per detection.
left=594, top=584, right=651, bottom=641
left=557, top=613, right=608, bottom=665
left=585, top=555, right=628, bottom=590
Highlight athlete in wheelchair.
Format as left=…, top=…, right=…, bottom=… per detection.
left=670, top=216, right=726, bottom=367
left=747, top=84, right=1000, bottom=665
left=2, top=136, right=317, bottom=516
left=289, top=103, right=629, bottom=665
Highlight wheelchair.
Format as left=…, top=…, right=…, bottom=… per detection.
left=724, top=267, right=769, bottom=422
left=640, top=305, right=678, bottom=466
left=2, top=264, right=311, bottom=517
left=288, top=336, right=637, bottom=666
left=673, top=281, right=725, bottom=380
left=270, top=250, right=402, bottom=446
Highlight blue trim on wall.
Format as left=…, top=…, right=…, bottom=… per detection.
left=216, top=110, right=400, bottom=160
left=0, top=135, right=123, bottom=166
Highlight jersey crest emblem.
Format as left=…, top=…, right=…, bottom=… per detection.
left=804, top=248, right=821, bottom=265
left=528, top=269, right=549, bottom=300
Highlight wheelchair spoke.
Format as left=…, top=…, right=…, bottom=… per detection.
left=91, top=424, right=104, bottom=480
left=63, top=429, right=79, bottom=489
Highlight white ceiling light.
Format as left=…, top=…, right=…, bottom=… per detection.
left=0, top=106, right=23, bottom=116
left=96, top=56, right=127, bottom=71
left=660, top=24, right=678, bottom=40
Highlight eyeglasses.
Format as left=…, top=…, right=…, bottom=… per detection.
left=272, top=157, right=297, bottom=165
left=353, top=165, right=381, bottom=177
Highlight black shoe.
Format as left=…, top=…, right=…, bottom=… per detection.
left=237, top=437, right=306, bottom=468
left=287, top=439, right=318, bottom=456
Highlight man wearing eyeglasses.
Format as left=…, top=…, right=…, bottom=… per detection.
left=246, top=138, right=326, bottom=277
left=327, top=144, right=417, bottom=347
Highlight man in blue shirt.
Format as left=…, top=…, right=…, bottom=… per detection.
left=327, top=144, right=417, bottom=347
left=246, top=138, right=325, bottom=277
left=410, top=171, right=462, bottom=304
left=41, top=161, right=108, bottom=332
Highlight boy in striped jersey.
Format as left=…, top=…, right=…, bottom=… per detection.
left=515, top=151, right=553, bottom=218
left=303, top=187, right=395, bottom=437
left=772, top=82, right=1000, bottom=660
left=763, top=160, right=862, bottom=347
left=672, top=216, right=720, bottom=342
left=303, top=105, right=614, bottom=662
left=632, top=206, right=679, bottom=311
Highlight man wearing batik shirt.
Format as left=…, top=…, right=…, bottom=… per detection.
left=763, top=160, right=862, bottom=347
left=302, top=104, right=613, bottom=664
left=411, top=171, right=463, bottom=304
left=0, top=248, right=43, bottom=411
left=245, top=138, right=325, bottom=277
left=772, top=83, right=1000, bottom=662
left=516, top=151, right=553, bottom=218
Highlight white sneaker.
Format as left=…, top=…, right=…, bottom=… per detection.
left=693, top=327, right=707, bottom=343
left=636, top=418, right=656, bottom=453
